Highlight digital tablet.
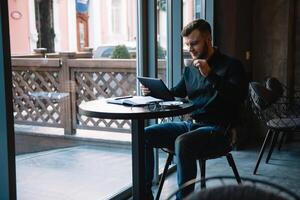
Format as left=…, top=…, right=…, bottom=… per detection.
left=137, top=77, right=175, bottom=101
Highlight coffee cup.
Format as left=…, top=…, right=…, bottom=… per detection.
left=184, top=58, right=193, bottom=67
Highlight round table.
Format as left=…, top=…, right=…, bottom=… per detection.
left=79, top=99, right=195, bottom=199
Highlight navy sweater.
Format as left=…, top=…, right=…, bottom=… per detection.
left=170, top=49, right=248, bottom=123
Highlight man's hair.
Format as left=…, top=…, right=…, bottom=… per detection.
left=181, top=19, right=211, bottom=37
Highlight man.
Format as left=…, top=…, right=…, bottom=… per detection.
left=142, top=19, right=247, bottom=199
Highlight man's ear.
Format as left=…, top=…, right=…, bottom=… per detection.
left=205, top=35, right=212, bottom=45
left=207, top=34, right=212, bottom=42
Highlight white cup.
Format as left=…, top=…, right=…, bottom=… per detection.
left=184, top=58, right=193, bottom=67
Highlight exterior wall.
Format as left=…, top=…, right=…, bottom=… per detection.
left=8, top=0, right=219, bottom=55
left=100, top=1, right=108, bottom=44
left=129, top=0, right=137, bottom=42
left=183, top=0, right=194, bottom=26
left=8, top=0, right=138, bottom=54
left=88, top=0, right=101, bottom=49
left=56, top=0, right=69, bottom=51
left=99, top=0, right=136, bottom=45
left=8, top=0, right=30, bottom=55
left=67, top=0, right=77, bottom=52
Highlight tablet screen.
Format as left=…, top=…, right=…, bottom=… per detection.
left=137, top=77, right=175, bottom=101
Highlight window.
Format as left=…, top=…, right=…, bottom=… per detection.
left=157, top=0, right=167, bottom=82
left=194, top=0, right=205, bottom=19
left=111, top=0, right=122, bottom=34
left=183, top=0, right=206, bottom=59
left=9, top=0, right=137, bottom=199
left=4, top=0, right=213, bottom=199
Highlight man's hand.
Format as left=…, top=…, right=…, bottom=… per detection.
left=140, top=84, right=151, bottom=96
left=193, top=59, right=211, bottom=77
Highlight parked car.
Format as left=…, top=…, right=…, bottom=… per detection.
left=93, top=44, right=136, bottom=59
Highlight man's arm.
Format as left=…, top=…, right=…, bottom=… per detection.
left=170, top=74, right=187, bottom=98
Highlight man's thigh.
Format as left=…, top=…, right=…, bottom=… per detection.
left=145, top=121, right=190, bottom=149
left=175, top=125, right=229, bottom=157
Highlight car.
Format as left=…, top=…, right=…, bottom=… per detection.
left=93, top=44, right=136, bottom=59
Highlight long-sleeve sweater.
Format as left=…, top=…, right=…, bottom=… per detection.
left=170, top=49, right=248, bottom=123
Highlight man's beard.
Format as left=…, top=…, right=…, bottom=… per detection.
left=197, top=42, right=209, bottom=59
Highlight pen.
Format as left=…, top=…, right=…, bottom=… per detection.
left=114, top=95, right=133, bottom=100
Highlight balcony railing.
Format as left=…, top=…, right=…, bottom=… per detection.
left=12, top=52, right=166, bottom=135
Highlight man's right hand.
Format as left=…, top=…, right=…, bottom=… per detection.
left=140, top=84, right=151, bottom=96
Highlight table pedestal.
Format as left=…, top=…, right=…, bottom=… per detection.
left=131, top=119, right=146, bottom=199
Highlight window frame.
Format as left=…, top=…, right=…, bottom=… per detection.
left=0, top=1, right=17, bottom=199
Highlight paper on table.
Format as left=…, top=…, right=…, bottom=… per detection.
left=107, top=96, right=163, bottom=106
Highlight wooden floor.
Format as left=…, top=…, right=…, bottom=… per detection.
left=16, top=141, right=300, bottom=200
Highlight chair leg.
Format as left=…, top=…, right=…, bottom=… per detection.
left=266, top=131, right=279, bottom=163
left=277, top=132, right=285, bottom=151
left=155, top=153, right=173, bottom=200
left=253, top=129, right=273, bottom=174
left=198, top=159, right=206, bottom=189
left=226, top=153, right=241, bottom=184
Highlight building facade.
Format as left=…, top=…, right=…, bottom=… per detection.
left=8, top=0, right=198, bottom=55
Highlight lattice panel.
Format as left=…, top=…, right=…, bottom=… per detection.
left=12, top=70, right=62, bottom=125
left=75, top=71, right=136, bottom=130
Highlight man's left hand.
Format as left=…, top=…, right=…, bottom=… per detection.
left=193, top=59, right=211, bottom=77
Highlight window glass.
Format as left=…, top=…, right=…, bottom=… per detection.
left=157, top=0, right=167, bottom=83
left=182, top=0, right=205, bottom=60
left=9, top=0, right=137, bottom=199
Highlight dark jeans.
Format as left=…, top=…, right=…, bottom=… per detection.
left=144, top=121, right=229, bottom=199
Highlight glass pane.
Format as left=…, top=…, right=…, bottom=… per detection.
left=9, top=0, right=137, bottom=199
left=182, top=0, right=205, bottom=60
left=157, top=0, right=167, bottom=83
left=79, top=22, right=85, bottom=48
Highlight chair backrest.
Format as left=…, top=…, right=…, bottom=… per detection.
left=249, top=79, right=300, bottom=129
left=186, top=185, right=287, bottom=200
left=265, top=77, right=284, bottom=101
left=166, top=176, right=300, bottom=200
left=249, top=82, right=275, bottom=111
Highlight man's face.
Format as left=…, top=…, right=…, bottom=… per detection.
left=183, top=29, right=210, bottom=59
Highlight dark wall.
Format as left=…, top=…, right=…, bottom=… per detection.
left=214, top=0, right=252, bottom=77
left=214, top=0, right=298, bottom=141
left=295, top=1, right=300, bottom=90
left=252, top=0, right=291, bottom=84
left=214, top=0, right=296, bottom=85
left=214, top=0, right=254, bottom=145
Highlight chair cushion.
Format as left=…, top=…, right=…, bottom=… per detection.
left=267, top=118, right=300, bottom=130
left=249, top=82, right=274, bottom=110
left=186, top=185, right=287, bottom=200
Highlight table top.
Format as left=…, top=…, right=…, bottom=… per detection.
left=79, top=99, right=195, bottom=120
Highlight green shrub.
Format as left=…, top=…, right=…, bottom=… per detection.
left=111, top=45, right=130, bottom=59
left=157, top=42, right=165, bottom=59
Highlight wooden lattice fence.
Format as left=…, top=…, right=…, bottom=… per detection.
left=12, top=58, right=63, bottom=127
left=11, top=55, right=166, bottom=134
